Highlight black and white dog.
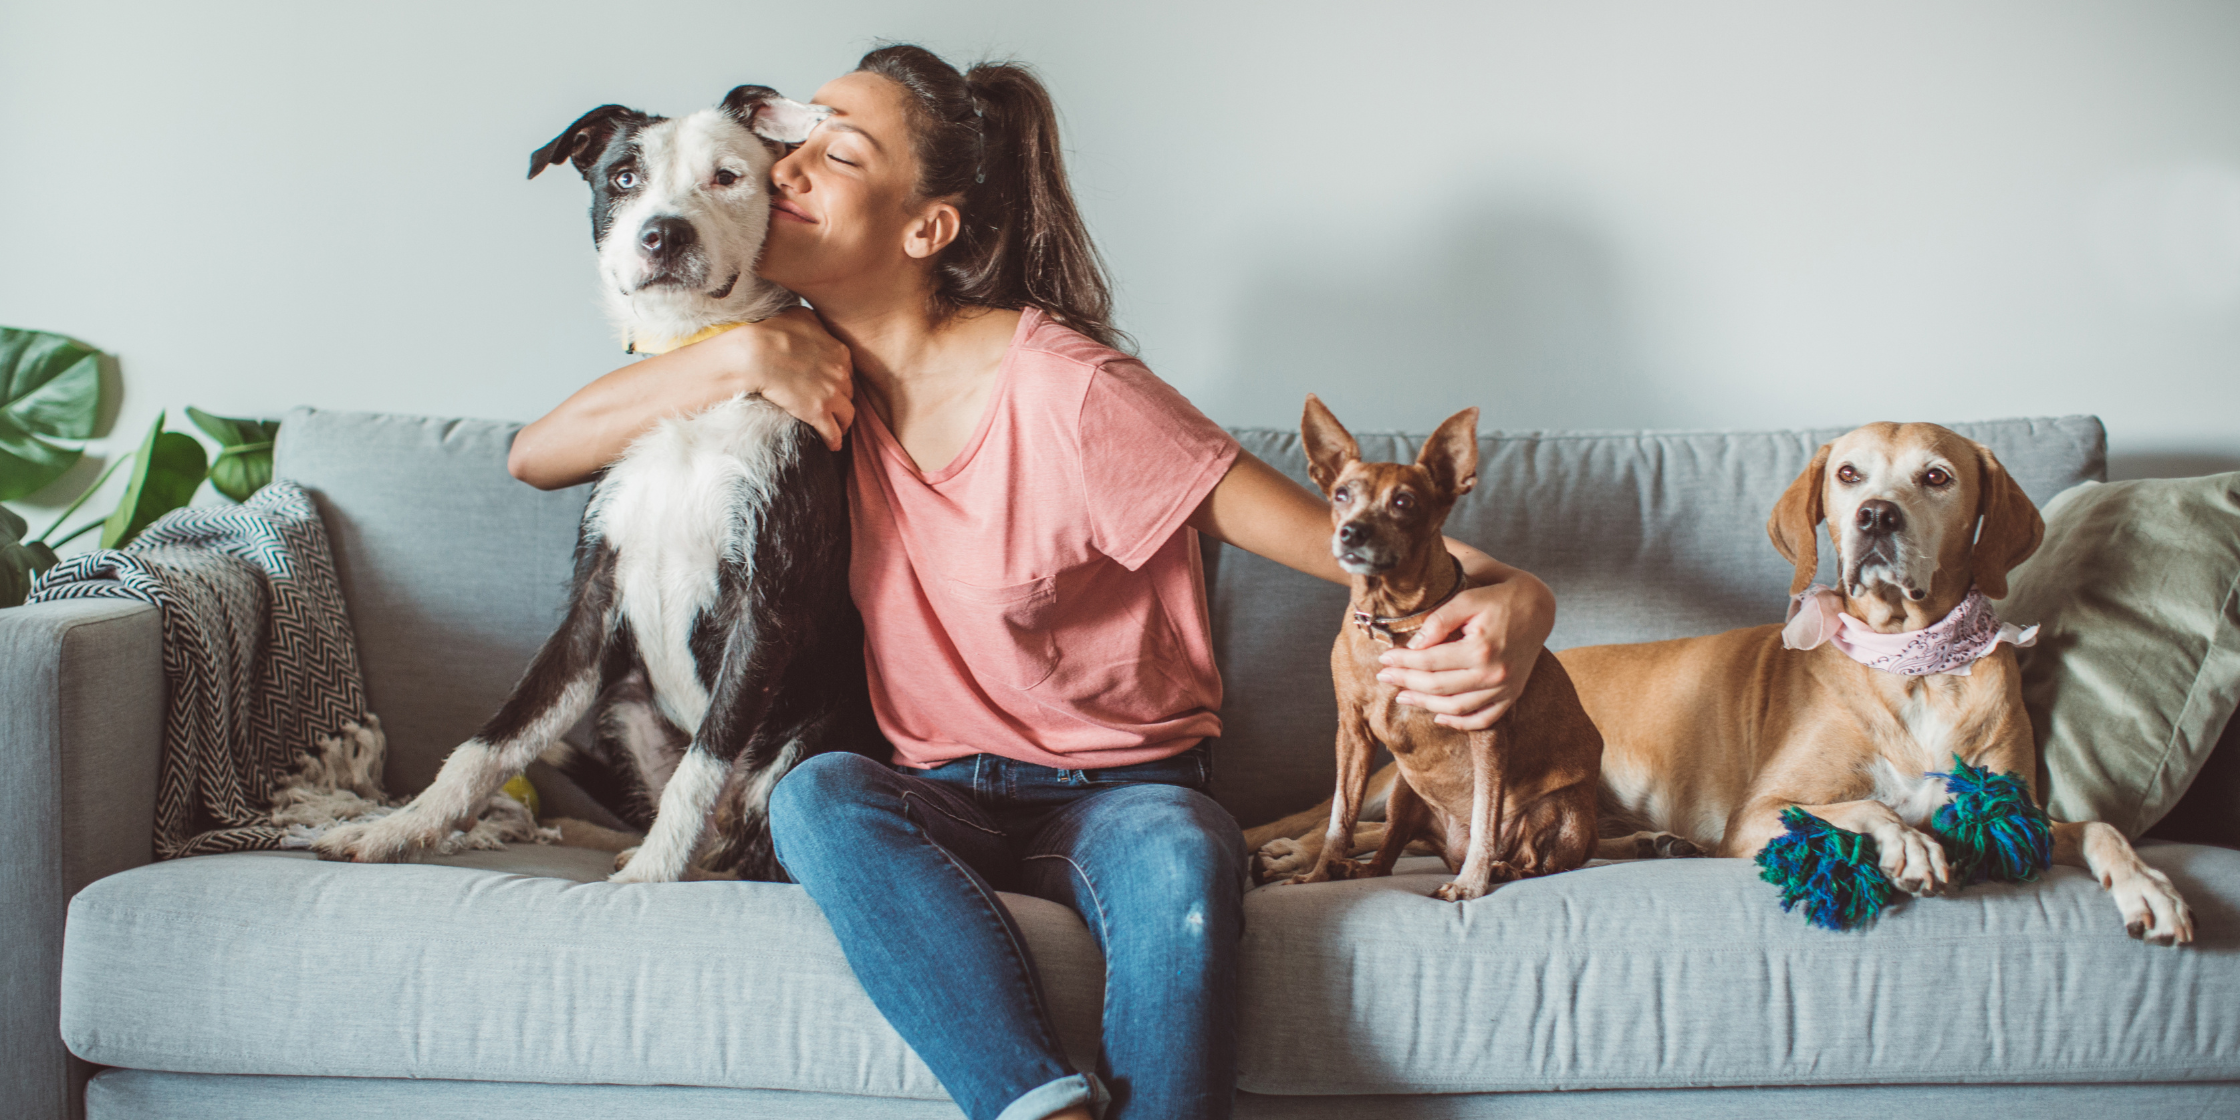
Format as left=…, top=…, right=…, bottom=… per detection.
left=315, top=86, right=876, bottom=882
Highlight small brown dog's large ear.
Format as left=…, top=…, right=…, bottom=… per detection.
left=1300, top=394, right=1360, bottom=495
left=1416, top=407, right=1480, bottom=497
left=1767, top=443, right=1831, bottom=596
left=1967, top=440, right=2044, bottom=599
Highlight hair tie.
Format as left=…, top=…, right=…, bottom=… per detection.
left=967, top=94, right=987, bottom=185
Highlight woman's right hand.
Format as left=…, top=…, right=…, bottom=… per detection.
left=507, top=307, right=856, bottom=490
left=718, top=307, right=855, bottom=451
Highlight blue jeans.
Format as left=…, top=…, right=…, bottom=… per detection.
left=768, top=747, right=1246, bottom=1120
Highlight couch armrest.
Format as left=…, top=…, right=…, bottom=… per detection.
left=0, top=599, right=163, bottom=1120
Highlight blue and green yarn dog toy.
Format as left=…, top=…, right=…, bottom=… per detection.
left=1754, top=756, right=2052, bottom=930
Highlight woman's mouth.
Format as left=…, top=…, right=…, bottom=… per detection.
left=771, top=198, right=816, bottom=224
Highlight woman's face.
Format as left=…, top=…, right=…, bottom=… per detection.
left=757, top=71, right=951, bottom=299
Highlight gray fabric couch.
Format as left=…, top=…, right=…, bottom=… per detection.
left=6, top=408, right=2236, bottom=1120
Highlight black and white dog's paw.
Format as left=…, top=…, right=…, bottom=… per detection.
left=311, top=810, right=442, bottom=864
left=609, top=844, right=691, bottom=884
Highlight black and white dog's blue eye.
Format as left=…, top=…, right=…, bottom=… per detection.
left=713, top=169, right=739, bottom=187
left=613, top=170, right=639, bottom=190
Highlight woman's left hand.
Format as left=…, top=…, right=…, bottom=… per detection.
left=1376, top=566, right=1556, bottom=730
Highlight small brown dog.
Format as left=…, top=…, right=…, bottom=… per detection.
left=1276, top=396, right=1603, bottom=901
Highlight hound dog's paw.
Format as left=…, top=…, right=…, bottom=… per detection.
left=1284, top=857, right=1362, bottom=886
left=1866, top=819, right=1950, bottom=897
left=311, top=811, right=440, bottom=864
left=1252, top=837, right=1318, bottom=883
left=2110, top=863, right=2194, bottom=946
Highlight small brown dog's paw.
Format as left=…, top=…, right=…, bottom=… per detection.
left=1432, top=879, right=1489, bottom=902
left=1635, top=832, right=1705, bottom=859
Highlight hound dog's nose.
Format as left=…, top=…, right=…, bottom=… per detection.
left=639, top=216, right=697, bottom=260
left=1337, top=522, right=1369, bottom=547
left=1854, top=499, right=1904, bottom=536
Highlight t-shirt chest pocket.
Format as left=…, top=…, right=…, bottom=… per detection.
left=941, top=575, right=1061, bottom=690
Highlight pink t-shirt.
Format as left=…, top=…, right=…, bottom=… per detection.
left=848, top=308, right=1240, bottom=770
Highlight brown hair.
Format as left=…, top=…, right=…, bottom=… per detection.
left=856, top=44, right=1127, bottom=351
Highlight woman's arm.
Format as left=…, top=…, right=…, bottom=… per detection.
left=507, top=308, right=856, bottom=490
left=1186, top=452, right=1556, bottom=730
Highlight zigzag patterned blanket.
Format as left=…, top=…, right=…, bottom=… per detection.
left=30, top=482, right=373, bottom=858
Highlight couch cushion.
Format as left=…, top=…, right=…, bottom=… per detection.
left=274, top=409, right=592, bottom=792
left=274, top=408, right=2103, bottom=824
left=61, top=850, right=1104, bottom=1098
left=1205, top=416, right=2105, bottom=828
left=2001, top=474, right=2240, bottom=837
left=1236, top=842, right=2240, bottom=1095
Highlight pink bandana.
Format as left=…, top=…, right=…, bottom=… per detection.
left=1782, top=584, right=2037, bottom=677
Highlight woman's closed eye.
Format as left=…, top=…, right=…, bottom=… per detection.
left=827, top=152, right=858, bottom=167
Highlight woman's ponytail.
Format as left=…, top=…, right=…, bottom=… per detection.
left=856, top=45, right=1126, bottom=351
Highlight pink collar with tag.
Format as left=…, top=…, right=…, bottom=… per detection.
left=1782, top=584, right=2037, bottom=677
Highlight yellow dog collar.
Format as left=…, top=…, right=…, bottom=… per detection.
left=627, top=322, right=744, bottom=356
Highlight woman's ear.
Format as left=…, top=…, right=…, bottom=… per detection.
left=902, top=201, right=963, bottom=261
left=1967, top=440, right=2044, bottom=599
left=1767, top=443, right=1831, bottom=596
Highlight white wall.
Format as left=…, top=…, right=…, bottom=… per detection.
left=5, top=0, right=2237, bottom=529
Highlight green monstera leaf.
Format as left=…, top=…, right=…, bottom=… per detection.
left=1, top=502, right=57, bottom=608
left=187, top=407, right=280, bottom=502
left=0, top=327, right=102, bottom=501
left=101, top=412, right=207, bottom=549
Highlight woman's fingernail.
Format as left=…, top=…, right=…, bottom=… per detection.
left=1376, top=670, right=1395, bottom=683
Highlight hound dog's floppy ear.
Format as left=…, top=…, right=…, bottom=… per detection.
left=1416, top=407, right=1481, bottom=499
left=1301, top=394, right=1361, bottom=496
left=529, top=104, right=652, bottom=180
left=720, top=85, right=831, bottom=145
left=1768, top=443, right=1832, bottom=596
left=1966, top=439, right=2044, bottom=600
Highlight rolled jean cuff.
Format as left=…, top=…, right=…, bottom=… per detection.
left=992, top=1071, right=1108, bottom=1120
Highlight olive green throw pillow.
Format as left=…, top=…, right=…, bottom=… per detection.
left=2002, top=472, right=2240, bottom=837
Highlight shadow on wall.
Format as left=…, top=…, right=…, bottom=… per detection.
left=1209, top=200, right=1669, bottom=434
left=2108, top=452, right=2240, bottom=481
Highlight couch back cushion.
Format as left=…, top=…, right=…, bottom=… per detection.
left=1204, top=417, right=2105, bottom=826
left=278, top=407, right=2103, bottom=815
left=277, top=409, right=592, bottom=792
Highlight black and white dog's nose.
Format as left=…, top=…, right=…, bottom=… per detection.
left=639, top=216, right=697, bottom=259
left=1855, top=499, right=1904, bottom=536
left=1337, top=522, right=1369, bottom=547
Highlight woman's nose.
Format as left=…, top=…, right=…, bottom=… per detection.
left=769, top=148, right=807, bottom=192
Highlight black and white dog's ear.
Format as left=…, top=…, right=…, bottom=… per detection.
left=528, top=104, right=649, bottom=180
left=720, top=85, right=831, bottom=145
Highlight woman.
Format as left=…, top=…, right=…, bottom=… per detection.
left=508, top=45, right=1555, bottom=1120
